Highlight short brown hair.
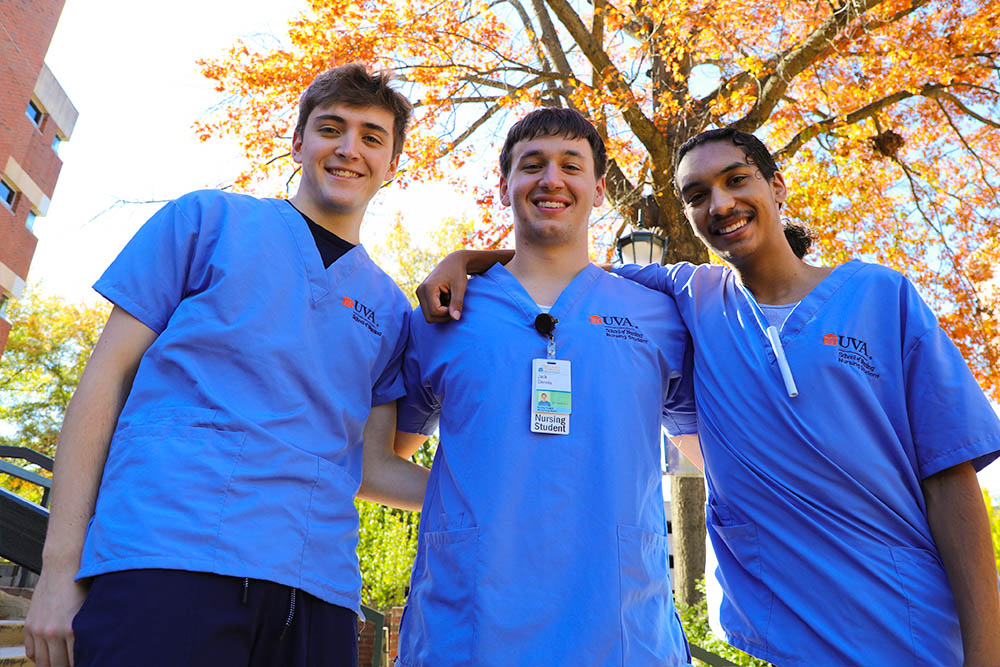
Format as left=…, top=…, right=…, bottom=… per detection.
left=499, top=108, right=607, bottom=178
left=294, top=64, right=413, bottom=159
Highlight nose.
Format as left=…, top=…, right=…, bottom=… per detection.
left=708, top=187, right=735, bottom=217
left=538, top=163, right=563, bottom=190
left=336, top=130, right=361, bottom=160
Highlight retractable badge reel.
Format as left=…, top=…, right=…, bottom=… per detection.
left=531, top=314, right=571, bottom=435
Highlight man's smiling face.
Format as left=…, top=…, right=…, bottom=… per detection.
left=291, top=102, right=399, bottom=224
left=676, top=140, right=787, bottom=265
left=499, top=134, right=606, bottom=248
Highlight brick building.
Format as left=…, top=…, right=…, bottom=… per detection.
left=0, top=0, right=77, bottom=355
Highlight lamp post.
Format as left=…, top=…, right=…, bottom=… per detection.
left=616, top=226, right=707, bottom=608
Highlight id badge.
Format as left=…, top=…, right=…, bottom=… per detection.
left=531, top=358, right=571, bottom=435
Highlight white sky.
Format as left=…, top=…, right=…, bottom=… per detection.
left=26, top=0, right=1000, bottom=494
left=33, top=0, right=474, bottom=304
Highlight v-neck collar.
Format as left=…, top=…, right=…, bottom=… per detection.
left=484, top=262, right=601, bottom=322
left=733, top=259, right=865, bottom=354
left=268, top=198, right=369, bottom=305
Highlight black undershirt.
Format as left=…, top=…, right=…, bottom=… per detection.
left=287, top=200, right=356, bottom=268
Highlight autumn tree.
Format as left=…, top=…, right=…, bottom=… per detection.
left=199, top=0, right=1000, bottom=400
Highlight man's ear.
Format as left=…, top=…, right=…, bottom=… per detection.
left=499, top=175, right=511, bottom=207
left=770, top=170, right=787, bottom=206
left=594, top=175, right=607, bottom=207
left=383, top=153, right=400, bottom=183
left=291, top=132, right=304, bottom=164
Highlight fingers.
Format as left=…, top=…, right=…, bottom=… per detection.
left=447, top=277, right=466, bottom=321
left=416, top=281, right=452, bottom=323
left=26, top=630, right=72, bottom=667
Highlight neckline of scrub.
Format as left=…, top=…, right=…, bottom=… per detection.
left=484, top=262, right=602, bottom=323
left=734, top=259, right=866, bottom=352
left=266, top=198, right=371, bottom=304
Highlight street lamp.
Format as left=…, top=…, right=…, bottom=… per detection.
left=615, top=229, right=668, bottom=266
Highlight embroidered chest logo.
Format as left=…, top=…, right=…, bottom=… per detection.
left=823, top=333, right=878, bottom=378
left=589, top=314, right=649, bottom=343
left=342, top=296, right=382, bottom=337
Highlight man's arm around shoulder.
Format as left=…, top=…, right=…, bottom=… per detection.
left=25, top=306, right=158, bottom=667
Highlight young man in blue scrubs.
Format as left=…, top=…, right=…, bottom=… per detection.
left=25, top=64, right=429, bottom=667
left=392, top=108, right=696, bottom=665
left=421, top=128, right=1000, bottom=665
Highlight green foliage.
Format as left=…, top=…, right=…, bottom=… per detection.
left=677, top=580, right=772, bottom=667
left=985, top=489, right=1000, bottom=574
left=356, top=436, right=438, bottom=609
left=0, top=288, right=110, bottom=503
left=371, top=215, right=473, bottom=308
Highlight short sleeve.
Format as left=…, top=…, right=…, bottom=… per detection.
left=662, top=337, right=698, bottom=436
left=93, top=198, right=203, bottom=334
left=396, top=314, right=442, bottom=436
left=902, top=282, right=1000, bottom=477
left=371, top=307, right=410, bottom=406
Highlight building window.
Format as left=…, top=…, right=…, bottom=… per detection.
left=0, top=294, right=9, bottom=318
left=26, top=210, right=36, bottom=232
left=1, top=180, right=15, bottom=211
left=26, top=100, right=44, bottom=127
left=52, top=135, right=62, bottom=154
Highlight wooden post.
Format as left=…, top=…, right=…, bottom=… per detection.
left=671, top=474, right=706, bottom=607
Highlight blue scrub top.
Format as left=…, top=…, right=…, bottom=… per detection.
left=617, top=260, right=1000, bottom=666
left=397, top=264, right=696, bottom=666
left=79, top=190, right=411, bottom=613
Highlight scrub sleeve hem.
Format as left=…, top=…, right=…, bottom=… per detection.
left=918, top=433, right=1000, bottom=478
left=74, top=558, right=362, bottom=616
left=662, top=414, right=698, bottom=437
left=93, top=282, right=169, bottom=334
left=372, top=383, right=407, bottom=408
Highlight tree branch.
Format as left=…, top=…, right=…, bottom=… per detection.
left=542, top=0, right=667, bottom=163
left=734, top=0, right=890, bottom=132
left=925, top=89, right=1000, bottom=129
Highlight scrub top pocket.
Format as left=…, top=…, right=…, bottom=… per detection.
left=397, top=527, right=479, bottom=667
left=86, top=423, right=245, bottom=567
left=889, top=544, right=963, bottom=666
left=705, top=504, right=772, bottom=651
left=617, top=524, right=689, bottom=666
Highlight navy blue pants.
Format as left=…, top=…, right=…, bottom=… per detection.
left=73, top=569, right=358, bottom=667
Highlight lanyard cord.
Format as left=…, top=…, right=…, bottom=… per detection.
left=735, top=281, right=799, bottom=398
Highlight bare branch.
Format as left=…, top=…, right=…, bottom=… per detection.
left=925, top=89, right=1000, bottom=129
left=933, top=98, right=1000, bottom=208
left=444, top=102, right=507, bottom=155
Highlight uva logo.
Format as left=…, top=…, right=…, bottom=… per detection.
left=589, top=313, right=647, bottom=344
left=823, top=332, right=871, bottom=359
left=590, top=314, right=637, bottom=327
left=342, top=296, right=382, bottom=336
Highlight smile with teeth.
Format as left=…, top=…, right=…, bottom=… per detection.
left=535, top=200, right=568, bottom=209
left=717, top=218, right=749, bottom=234
left=327, top=168, right=362, bottom=178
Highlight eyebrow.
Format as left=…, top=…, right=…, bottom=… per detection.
left=518, top=148, right=586, bottom=162
left=679, top=161, right=750, bottom=197
left=312, top=113, right=390, bottom=136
